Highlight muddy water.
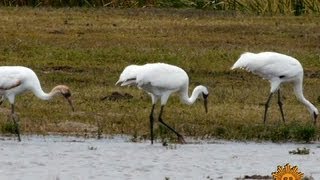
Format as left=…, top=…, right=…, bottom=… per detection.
left=0, top=135, right=319, bottom=180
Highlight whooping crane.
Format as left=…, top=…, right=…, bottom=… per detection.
left=231, top=52, right=318, bottom=124
left=0, top=66, right=74, bottom=141
left=116, top=63, right=209, bottom=144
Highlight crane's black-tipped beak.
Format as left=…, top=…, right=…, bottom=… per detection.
left=313, top=112, right=318, bottom=125
left=203, top=93, right=208, bottom=113
left=63, top=92, right=74, bottom=112
left=67, top=97, right=75, bottom=112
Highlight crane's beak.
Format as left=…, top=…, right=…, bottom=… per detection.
left=115, top=79, right=122, bottom=86
left=203, top=93, right=208, bottom=113
left=313, top=112, right=318, bottom=125
left=63, top=93, right=74, bottom=112
left=66, top=97, right=75, bottom=112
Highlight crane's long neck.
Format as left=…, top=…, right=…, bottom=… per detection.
left=31, top=84, right=60, bottom=101
left=180, top=85, right=207, bottom=105
left=293, top=78, right=317, bottom=114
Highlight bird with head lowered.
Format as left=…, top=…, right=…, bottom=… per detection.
left=116, top=63, right=209, bottom=144
left=231, top=52, right=318, bottom=124
left=0, top=66, right=74, bottom=141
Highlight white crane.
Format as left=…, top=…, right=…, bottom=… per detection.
left=231, top=52, right=318, bottom=124
left=116, top=63, right=209, bottom=144
left=0, top=66, right=74, bottom=141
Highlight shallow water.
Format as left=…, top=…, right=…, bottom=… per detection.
left=0, top=135, right=319, bottom=180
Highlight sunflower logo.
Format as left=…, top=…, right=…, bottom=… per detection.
left=272, top=163, right=304, bottom=180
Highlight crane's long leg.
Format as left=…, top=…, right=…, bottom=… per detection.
left=0, top=96, right=4, bottom=105
left=263, top=93, right=274, bottom=124
left=149, top=104, right=155, bottom=144
left=277, top=89, right=285, bottom=123
left=11, top=104, right=21, bottom=142
left=158, top=106, right=186, bottom=144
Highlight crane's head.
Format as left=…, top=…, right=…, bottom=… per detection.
left=195, top=85, right=209, bottom=113
left=54, top=85, right=75, bottom=112
left=313, top=110, right=318, bottom=125
left=203, top=92, right=209, bottom=113
left=307, top=103, right=319, bottom=125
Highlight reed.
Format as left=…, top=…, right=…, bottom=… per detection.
left=0, top=0, right=320, bottom=15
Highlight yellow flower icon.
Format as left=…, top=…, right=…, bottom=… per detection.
left=272, top=163, right=304, bottom=180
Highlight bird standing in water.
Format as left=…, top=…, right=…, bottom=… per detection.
left=116, top=63, right=209, bottom=144
left=0, top=66, right=74, bottom=141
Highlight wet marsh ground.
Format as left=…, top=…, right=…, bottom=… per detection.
left=0, top=8, right=320, bottom=142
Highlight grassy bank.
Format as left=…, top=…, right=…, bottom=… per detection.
left=0, top=8, right=320, bottom=142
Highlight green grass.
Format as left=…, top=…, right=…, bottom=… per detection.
left=0, top=7, right=320, bottom=142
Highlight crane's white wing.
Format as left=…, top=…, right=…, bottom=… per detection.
left=231, top=52, right=303, bottom=80
left=136, top=63, right=188, bottom=90
left=0, top=77, right=21, bottom=90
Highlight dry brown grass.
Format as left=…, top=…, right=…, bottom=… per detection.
left=1, top=0, right=320, bottom=16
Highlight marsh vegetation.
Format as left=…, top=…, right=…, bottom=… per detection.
left=0, top=8, right=320, bottom=142
left=1, top=0, right=320, bottom=16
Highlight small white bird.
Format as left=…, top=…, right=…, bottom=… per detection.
left=116, top=63, right=209, bottom=144
left=231, top=52, right=318, bottom=124
left=0, top=66, right=74, bottom=141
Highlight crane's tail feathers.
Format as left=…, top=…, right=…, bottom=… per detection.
left=116, top=78, right=137, bottom=86
left=231, top=64, right=240, bottom=70
left=115, top=80, right=121, bottom=86
left=231, top=52, right=255, bottom=72
left=231, top=64, right=250, bottom=71
left=120, top=80, right=136, bottom=86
